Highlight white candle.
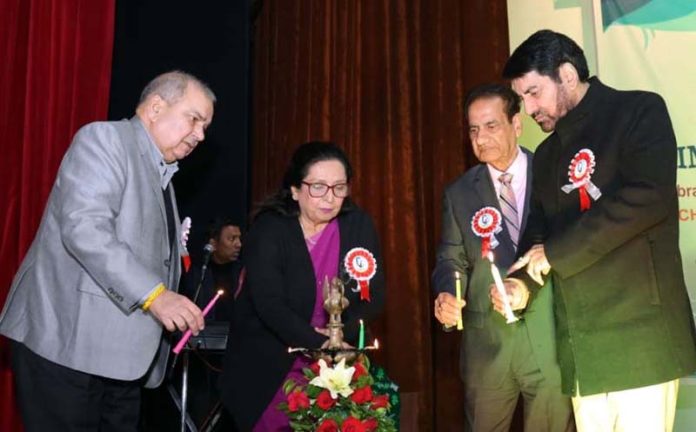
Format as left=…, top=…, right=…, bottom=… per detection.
left=487, top=253, right=519, bottom=324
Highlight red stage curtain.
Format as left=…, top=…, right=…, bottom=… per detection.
left=0, top=1, right=115, bottom=429
left=251, top=1, right=509, bottom=429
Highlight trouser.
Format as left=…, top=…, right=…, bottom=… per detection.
left=464, top=324, right=575, bottom=431
left=572, top=379, right=679, bottom=432
left=11, top=340, right=141, bottom=432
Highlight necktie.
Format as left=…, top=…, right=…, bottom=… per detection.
left=498, top=172, right=519, bottom=250
left=162, top=186, right=176, bottom=258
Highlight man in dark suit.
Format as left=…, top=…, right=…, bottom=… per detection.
left=495, top=30, right=696, bottom=431
left=433, top=83, right=573, bottom=431
left=0, top=71, right=213, bottom=431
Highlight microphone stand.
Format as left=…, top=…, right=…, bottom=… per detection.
left=192, top=244, right=214, bottom=306
left=169, top=245, right=213, bottom=432
left=170, top=244, right=214, bottom=375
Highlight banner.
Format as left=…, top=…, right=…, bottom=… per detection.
left=506, top=1, right=696, bottom=429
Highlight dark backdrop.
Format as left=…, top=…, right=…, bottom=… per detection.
left=107, top=2, right=252, bottom=430
left=108, top=0, right=252, bottom=262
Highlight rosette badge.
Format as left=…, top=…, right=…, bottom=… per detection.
left=344, top=247, right=377, bottom=301
left=561, top=149, right=602, bottom=211
left=180, top=217, right=192, bottom=272
left=471, top=207, right=502, bottom=258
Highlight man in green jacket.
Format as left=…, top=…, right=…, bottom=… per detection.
left=494, top=29, right=696, bottom=431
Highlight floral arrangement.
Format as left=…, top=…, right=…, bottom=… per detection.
left=278, top=355, right=398, bottom=432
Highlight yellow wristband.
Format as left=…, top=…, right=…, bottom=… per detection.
left=142, top=284, right=166, bottom=311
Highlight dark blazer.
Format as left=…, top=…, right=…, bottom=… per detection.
left=516, top=78, right=696, bottom=395
left=432, top=148, right=562, bottom=389
left=220, top=208, right=385, bottom=431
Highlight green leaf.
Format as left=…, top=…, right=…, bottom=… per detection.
left=306, top=386, right=321, bottom=398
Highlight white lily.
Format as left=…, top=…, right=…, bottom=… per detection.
left=309, top=358, right=355, bottom=399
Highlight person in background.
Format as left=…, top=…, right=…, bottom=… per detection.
left=168, top=218, right=244, bottom=430
left=220, top=141, right=386, bottom=431
left=0, top=71, right=214, bottom=431
left=433, top=83, right=573, bottom=431
left=184, top=218, right=243, bottom=322
left=495, top=29, right=696, bottom=431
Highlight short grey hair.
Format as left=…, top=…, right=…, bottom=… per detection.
left=138, top=70, right=216, bottom=106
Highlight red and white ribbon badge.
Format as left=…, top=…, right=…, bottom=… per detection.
left=344, top=247, right=377, bottom=301
left=471, top=206, right=502, bottom=258
left=560, top=149, right=602, bottom=211
left=180, top=217, right=192, bottom=272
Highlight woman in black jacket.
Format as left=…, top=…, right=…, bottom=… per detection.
left=220, top=141, right=386, bottom=431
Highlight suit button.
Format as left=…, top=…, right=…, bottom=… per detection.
left=164, top=259, right=171, bottom=267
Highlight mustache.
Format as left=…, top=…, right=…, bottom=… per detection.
left=532, top=111, right=547, bottom=122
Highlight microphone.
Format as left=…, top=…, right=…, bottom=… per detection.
left=202, top=243, right=214, bottom=264
left=192, top=244, right=214, bottom=305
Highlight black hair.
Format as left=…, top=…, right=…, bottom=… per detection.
left=255, top=141, right=354, bottom=218
left=503, top=29, right=589, bottom=82
left=463, top=83, right=521, bottom=122
left=206, top=217, right=240, bottom=242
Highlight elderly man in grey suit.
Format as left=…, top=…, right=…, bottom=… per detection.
left=432, top=83, right=573, bottom=431
left=0, top=71, right=214, bottom=431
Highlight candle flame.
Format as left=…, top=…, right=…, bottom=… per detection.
left=217, top=290, right=224, bottom=295
left=455, top=271, right=460, bottom=279
left=374, top=339, right=379, bottom=349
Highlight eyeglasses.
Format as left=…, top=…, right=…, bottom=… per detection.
left=302, top=181, right=350, bottom=198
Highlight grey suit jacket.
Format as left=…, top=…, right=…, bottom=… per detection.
left=0, top=117, right=181, bottom=387
left=432, top=148, right=561, bottom=388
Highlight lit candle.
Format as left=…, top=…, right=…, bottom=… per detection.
left=173, top=290, right=224, bottom=354
left=365, top=338, right=380, bottom=350
left=358, top=319, right=365, bottom=350
left=455, top=271, right=463, bottom=330
left=487, top=253, right=518, bottom=324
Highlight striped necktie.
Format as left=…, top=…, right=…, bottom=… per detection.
left=498, top=172, right=519, bottom=250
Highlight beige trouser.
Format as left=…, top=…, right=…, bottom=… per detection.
left=571, top=379, right=679, bottom=432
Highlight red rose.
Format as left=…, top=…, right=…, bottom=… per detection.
left=371, top=394, right=389, bottom=409
left=341, top=416, right=365, bottom=432
left=363, top=417, right=378, bottom=432
left=287, top=389, right=310, bottom=412
left=350, top=385, right=373, bottom=404
left=352, top=362, right=368, bottom=381
left=317, top=418, right=339, bottom=432
left=316, top=389, right=336, bottom=410
left=310, top=361, right=322, bottom=375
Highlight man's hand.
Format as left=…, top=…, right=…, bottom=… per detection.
left=489, top=278, right=529, bottom=316
left=434, top=292, right=466, bottom=328
left=148, top=290, right=204, bottom=335
left=507, top=244, right=550, bottom=285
